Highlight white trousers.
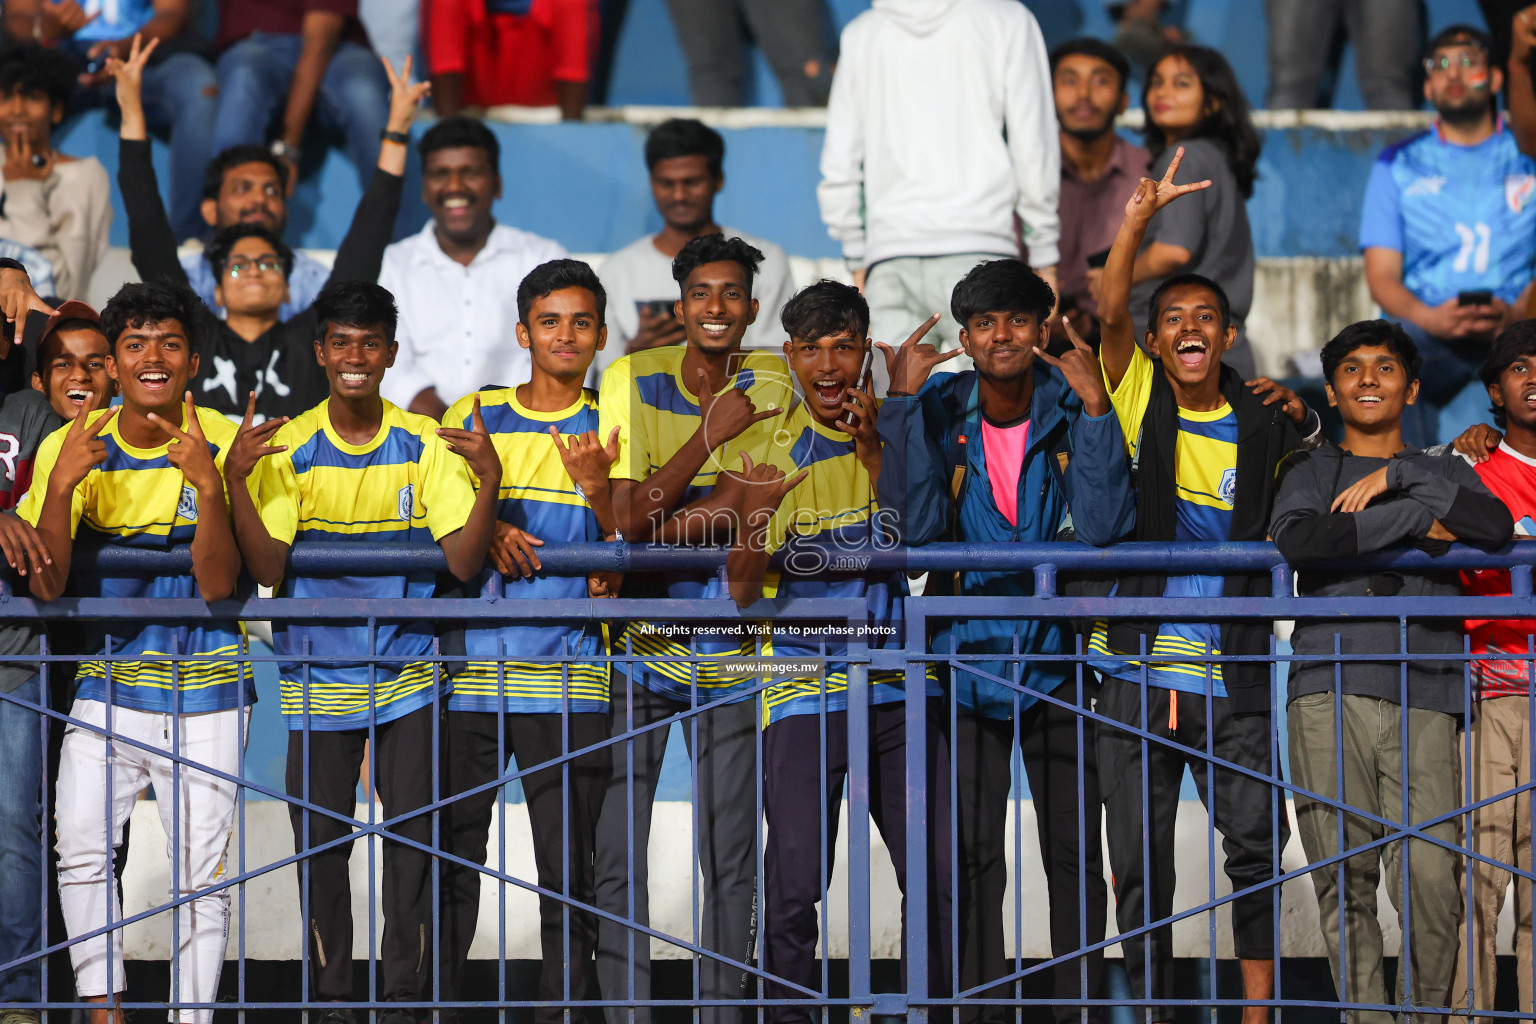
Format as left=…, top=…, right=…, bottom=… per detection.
left=55, top=699, right=248, bottom=1024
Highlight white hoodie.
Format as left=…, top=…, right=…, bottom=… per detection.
left=817, top=0, right=1060, bottom=271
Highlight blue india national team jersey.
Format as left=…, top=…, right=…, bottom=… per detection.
left=1089, top=347, right=1233, bottom=696
left=442, top=387, right=608, bottom=714
left=251, top=399, right=477, bottom=730
left=63, top=0, right=154, bottom=45
left=749, top=402, right=939, bottom=727
left=1359, top=121, right=1536, bottom=307
left=18, top=407, right=254, bottom=713
left=598, top=345, right=793, bottom=703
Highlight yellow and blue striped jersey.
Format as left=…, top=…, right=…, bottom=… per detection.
left=749, top=401, right=939, bottom=727
left=598, top=346, right=793, bottom=703
left=441, top=387, right=608, bottom=714
left=1089, top=346, right=1232, bottom=695
left=252, top=399, right=476, bottom=729
left=17, top=406, right=253, bottom=713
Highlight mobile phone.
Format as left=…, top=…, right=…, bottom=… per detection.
left=1086, top=248, right=1111, bottom=270
left=636, top=299, right=674, bottom=320
left=843, top=349, right=875, bottom=425
left=1458, top=289, right=1494, bottom=306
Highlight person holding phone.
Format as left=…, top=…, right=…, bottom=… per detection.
left=1361, top=23, right=1536, bottom=445
left=595, top=118, right=794, bottom=379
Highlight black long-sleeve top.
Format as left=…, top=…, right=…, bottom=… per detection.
left=118, top=136, right=404, bottom=421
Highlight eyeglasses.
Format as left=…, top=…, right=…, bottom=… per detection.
left=1424, top=51, right=1488, bottom=74
left=226, top=259, right=282, bottom=277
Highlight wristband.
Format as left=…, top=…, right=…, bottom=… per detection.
left=0, top=258, right=27, bottom=275
left=886, top=389, right=915, bottom=398
left=380, top=129, right=410, bottom=145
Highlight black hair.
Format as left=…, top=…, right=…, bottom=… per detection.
left=1427, top=23, right=1493, bottom=60
left=671, top=233, right=764, bottom=295
left=418, top=116, right=501, bottom=171
left=100, top=281, right=202, bottom=354
left=201, top=144, right=290, bottom=203
left=38, top=319, right=107, bottom=370
left=313, top=281, right=399, bottom=344
left=644, top=118, right=725, bottom=179
left=950, top=259, right=1056, bottom=327
left=0, top=40, right=78, bottom=111
left=1049, top=37, right=1132, bottom=92
left=205, top=224, right=295, bottom=280
left=1145, top=272, right=1231, bottom=335
left=517, top=258, right=608, bottom=328
left=1142, top=44, right=1261, bottom=199
left=1480, top=320, right=1536, bottom=428
left=1319, top=319, right=1422, bottom=385
left=781, top=280, right=869, bottom=343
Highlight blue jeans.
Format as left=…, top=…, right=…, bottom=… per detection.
left=1395, top=319, right=1495, bottom=449
left=0, top=675, right=46, bottom=1004
left=213, top=34, right=389, bottom=189
left=69, top=50, right=218, bottom=242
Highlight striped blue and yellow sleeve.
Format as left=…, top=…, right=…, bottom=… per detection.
left=1103, top=344, right=1155, bottom=458
left=252, top=430, right=301, bottom=548
left=598, top=355, right=647, bottom=482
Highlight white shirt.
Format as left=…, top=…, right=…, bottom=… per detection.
left=378, top=220, right=568, bottom=409
left=595, top=226, right=796, bottom=378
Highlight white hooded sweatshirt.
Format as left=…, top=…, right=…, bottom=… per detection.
left=817, top=0, right=1060, bottom=271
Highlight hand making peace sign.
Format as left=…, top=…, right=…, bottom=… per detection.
left=225, top=392, right=290, bottom=483
left=53, top=389, right=116, bottom=493
left=147, top=393, right=224, bottom=498
left=1124, top=145, right=1213, bottom=225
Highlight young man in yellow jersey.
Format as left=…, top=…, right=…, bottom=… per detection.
left=1090, top=150, right=1321, bottom=1024
left=437, top=258, right=619, bottom=1022
left=593, top=233, right=790, bottom=1023
left=224, top=280, right=501, bottom=1024
left=17, top=277, right=248, bottom=1024
left=724, top=279, right=953, bottom=1022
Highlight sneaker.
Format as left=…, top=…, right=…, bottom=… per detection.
left=0, top=1011, right=40, bottom=1024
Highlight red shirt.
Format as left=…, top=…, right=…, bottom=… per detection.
left=217, top=0, right=369, bottom=50
left=1463, top=443, right=1536, bottom=697
left=426, top=0, right=596, bottom=109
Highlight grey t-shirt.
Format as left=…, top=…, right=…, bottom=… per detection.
left=0, top=388, right=64, bottom=692
left=1128, top=138, right=1256, bottom=378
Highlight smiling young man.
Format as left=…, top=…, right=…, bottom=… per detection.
left=876, top=259, right=1133, bottom=1024
left=724, top=279, right=953, bottom=1024
left=592, top=232, right=791, bottom=1024
left=224, top=279, right=499, bottom=1022
left=16, top=277, right=249, bottom=1024
left=436, top=259, right=618, bottom=1023
left=1270, top=320, right=1512, bottom=1024
left=379, top=117, right=568, bottom=420
left=113, top=36, right=422, bottom=422
left=595, top=119, right=795, bottom=376
left=1089, top=152, right=1322, bottom=1024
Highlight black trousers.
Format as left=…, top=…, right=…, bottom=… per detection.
left=285, top=704, right=436, bottom=1004
left=761, top=700, right=953, bottom=1024
left=1096, top=679, right=1289, bottom=1017
left=440, top=709, right=609, bottom=1024
left=954, top=684, right=1107, bottom=1024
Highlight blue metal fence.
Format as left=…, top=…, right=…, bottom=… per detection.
left=2, top=541, right=1534, bottom=1023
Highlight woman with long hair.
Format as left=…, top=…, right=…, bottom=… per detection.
left=1127, top=44, right=1263, bottom=377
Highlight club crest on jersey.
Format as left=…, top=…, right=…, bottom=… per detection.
left=1509, top=174, right=1536, bottom=214
left=398, top=484, right=415, bottom=522
left=1218, top=467, right=1237, bottom=506
left=177, top=485, right=199, bottom=522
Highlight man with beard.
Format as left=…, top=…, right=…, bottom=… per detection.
left=1052, top=38, right=1148, bottom=347
left=1361, top=23, right=1536, bottom=445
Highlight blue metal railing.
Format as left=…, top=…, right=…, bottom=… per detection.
left=0, top=541, right=1533, bottom=1023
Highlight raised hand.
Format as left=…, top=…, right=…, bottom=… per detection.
left=148, top=392, right=222, bottom=496
left=224, top=392, right=289, bottom=482
left=437, top=394, right=504, bottom=486
left=1453, top=422, right=1503, bottom=464
left=1124, top=146, right=1213, bottom=224
left=52, top=390, right=115, bottom=492
left=0, top=265, right=53, bottom=324
left=105, top=33, right=159, bottom=122
left=489, top=519, right=544, bottom=578
left=1331, top=465, right=1390, bottom=514
left=697, top=369, right=779, bottom=449
left=550, top=425, right=620, bottom=497
left=1034, top=315, right=1110, bottom=417
left=1245, top=376, right=1309, bottom=426
left=381, top=54, right=431, bottom=135
left=875, top=314, right=958, bottom=395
